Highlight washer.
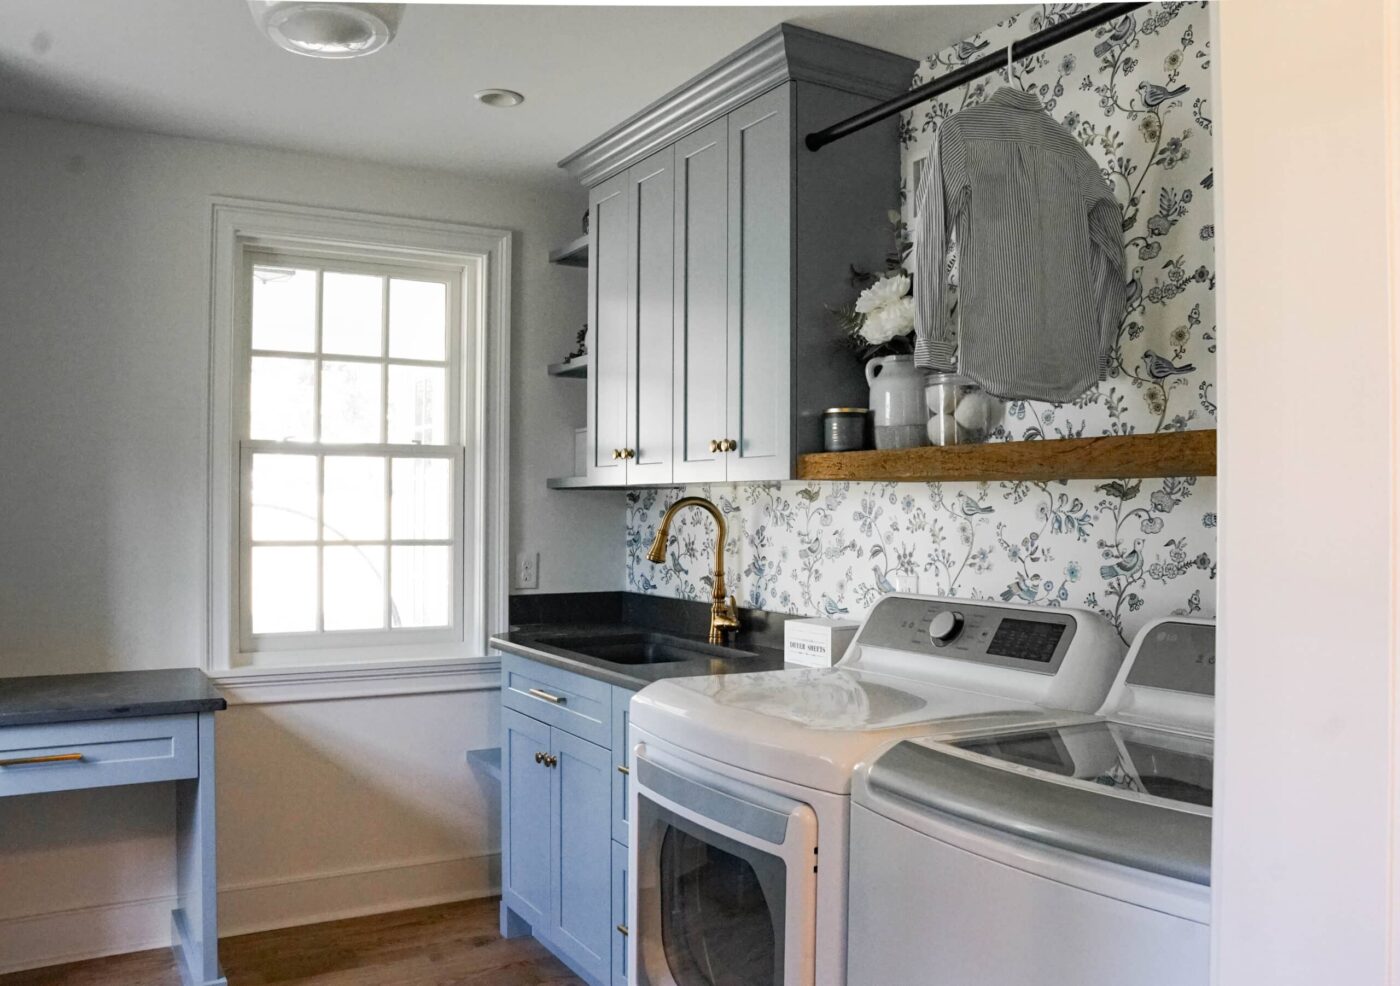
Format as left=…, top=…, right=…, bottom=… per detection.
left=847, top=617, right=1216, bottom=986
left=626, top=593, right=1127, bottom=986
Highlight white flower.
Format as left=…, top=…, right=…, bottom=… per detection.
left=860, top=296, right=915, bottom=345
left=854, top=273, right=910, bottom=315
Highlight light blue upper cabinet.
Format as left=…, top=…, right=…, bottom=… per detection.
left=726, top=86, right=792, bottom=482
left=672, top=117, right=730, bottom=485
left=625, top=146, right=676, bottom=484
left=562, top=26, right=917, bottom=485
left=587, top=171, right=630, bottom=484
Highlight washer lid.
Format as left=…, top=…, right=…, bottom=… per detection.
left=864, top=721, right=1213, bottom=884
left=630, top=667, right=1048, bottom=793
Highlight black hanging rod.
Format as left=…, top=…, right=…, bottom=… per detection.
left=805, top=2, right=1149, bottom=152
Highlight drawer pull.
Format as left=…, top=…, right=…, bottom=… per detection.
left=617, top=924, right=629, bottom=937
left=0, top=752, right=84, bottom=768
left=527, top=688, right=566, bottom=704
left=617, top=764, right=630, bottom=775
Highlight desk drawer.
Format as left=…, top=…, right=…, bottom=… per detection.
left=0, top=715, right=199, bottom=797
left=501, top=655, right=611, bottom=746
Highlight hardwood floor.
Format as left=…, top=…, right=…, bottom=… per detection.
left=0, top=898, right=587, bottom=986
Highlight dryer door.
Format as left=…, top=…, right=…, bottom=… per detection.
left=632, top=743, right=817, bottom=986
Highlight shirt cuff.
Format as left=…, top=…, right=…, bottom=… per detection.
left=915, top=337, right=957, bottom=373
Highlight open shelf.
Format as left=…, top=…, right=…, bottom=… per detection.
left=548, top=234, right=589, bottom=268
left=796, top=429, right=1216, bottom=483
left=466, top=748, right=501, bottom=782
left=547, top=356, right=588, bottom=379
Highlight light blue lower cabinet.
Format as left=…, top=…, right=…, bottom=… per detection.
left=500, top=661, right=634, bottom=986
left=551, top=729, right=613, bottom=983
left=612, top=839, right=629, bottom=986
left=502, top=707, right=552, bottom=931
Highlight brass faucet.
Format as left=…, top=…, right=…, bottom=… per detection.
left=646, top=496, right=741, bottom=645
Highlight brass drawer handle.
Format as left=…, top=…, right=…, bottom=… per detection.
left=616, top=924, right=629, bottom=937
left=0, top=752, right=84, bottom=768
left=527, top=688, right=566, bottom=704
left=617, top=764, right=630, bottom=775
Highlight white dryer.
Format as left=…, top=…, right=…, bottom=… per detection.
left=847, top=617, right=1216, bottom=986
left=626, top=593, right=1127, bottom=986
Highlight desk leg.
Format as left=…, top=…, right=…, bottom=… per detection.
left=173, top=711, right=226, bottom=986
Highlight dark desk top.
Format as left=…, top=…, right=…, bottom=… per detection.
left=0, top=669, right=227, bottom=727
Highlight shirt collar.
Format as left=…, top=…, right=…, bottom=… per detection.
left=987, top=87, right=1045, bottom=111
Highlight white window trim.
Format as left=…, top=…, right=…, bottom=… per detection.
left=208, top=197, right=510, bottom=688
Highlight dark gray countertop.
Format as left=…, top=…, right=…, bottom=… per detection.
left=0, top=669, right=227, bottom=727
left=491, top=623, right=787, bottom=691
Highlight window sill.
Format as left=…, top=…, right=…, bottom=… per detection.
left=211, top=654, right=501, bottom=704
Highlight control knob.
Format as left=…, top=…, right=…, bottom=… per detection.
left=928, top=610, right=964, bottom=644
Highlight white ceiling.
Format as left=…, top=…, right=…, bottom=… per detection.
left=0, top=2, right=1022, bottom=184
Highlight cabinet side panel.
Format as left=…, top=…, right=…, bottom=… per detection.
left=793, top=81, right=905, bottom=456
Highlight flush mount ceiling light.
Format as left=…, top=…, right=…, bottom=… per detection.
left=474, top=89, right=525, bottom=109
left=248, top=2, right=404, bottom=59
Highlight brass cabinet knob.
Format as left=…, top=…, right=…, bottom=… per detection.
left=721, top=439, right=737, bottom=452
left=611, top=448, right=623, bottom=460
left=544, top=754, right=559, bottom=768
left=534, top=751, right=545, bottom=764
left=623, top=448, right=636, bottom=459
left=709, top=439, right=721, bottom=453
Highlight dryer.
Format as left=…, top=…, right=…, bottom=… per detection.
left=626, top=593, right=1127, bottom=986
left=847, top=617, right=1216, bottom=986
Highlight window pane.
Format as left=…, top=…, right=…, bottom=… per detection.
left=324, top=456, right=385, bottom=541
left=251, top=546, right=317, bottom=633
left=250, top=453, right=317, bottom=541
left=389, top=279, right=447, bottom=361
left=392, top=458, right=451, bottom=541
left=391, top=545, right=451, bottom=628
left=321, top=361, right=382, bottom=443
left=322, top=272, right=383, bottom=356
left=387, top=364, right=446, bottom=444
left=324, top=545, right=386, bottom=631
left=250, top=356, right=316, bottom=441
left=251, top=266, right=316, bottom=352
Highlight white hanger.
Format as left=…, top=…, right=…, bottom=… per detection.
left=1006, top=40, right=1015, bottom=82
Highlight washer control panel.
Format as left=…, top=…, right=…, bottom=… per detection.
left=856, top=595, right=1078, bottom=674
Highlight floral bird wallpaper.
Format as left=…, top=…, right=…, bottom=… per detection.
left=624, top=1, right=1216, bottom=644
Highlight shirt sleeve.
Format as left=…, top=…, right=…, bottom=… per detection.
left=1084, top=171, right=1127, bottom=379
left=913, top=125, right=958, bottom=372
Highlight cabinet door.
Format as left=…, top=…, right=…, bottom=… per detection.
left=726, top=85, right=794, bottom=482
left=672, top=117, right=731, bottom=484
left=551, top=729, right=613, bottom=984
left=588, top=171, right=631, bottom=483
left=501, top=708, right=552, bottom=930
left=610, top=686, right=630, bottom=845
left=625, top=147, right=675, bottom=484
left=611, top=840, right=629, bottom=986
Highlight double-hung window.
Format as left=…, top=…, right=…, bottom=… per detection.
left=238, top=249, right=465, bottom=660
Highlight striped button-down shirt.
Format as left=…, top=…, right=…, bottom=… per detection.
left=913, top=87, right=1126, bottom=402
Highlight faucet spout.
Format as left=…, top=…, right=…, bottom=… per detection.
left=645, top=496, right=740, bottom=644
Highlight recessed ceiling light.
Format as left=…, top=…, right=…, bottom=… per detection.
left=474, top=89, right=525, bottom=109
left=248, top=2, right=404, bottom=59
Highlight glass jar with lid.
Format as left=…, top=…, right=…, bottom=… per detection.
left=926, top=374, right=1004, bottom=446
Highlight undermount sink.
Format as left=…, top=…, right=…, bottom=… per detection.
left=542, top=631, right=758, bottom=666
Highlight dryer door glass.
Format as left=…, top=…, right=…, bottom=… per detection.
left=659, top=823, right=784, bottom=986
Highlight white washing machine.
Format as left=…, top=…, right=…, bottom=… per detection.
left=626, top=593, right=1127, bottom=986
left=847, top=617, right=1216, bottom=986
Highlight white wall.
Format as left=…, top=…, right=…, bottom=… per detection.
left=1213, top=1, right=1396, bottom=982
left=0, top=109, right=621, bottom=972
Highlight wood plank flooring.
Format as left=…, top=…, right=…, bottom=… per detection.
left=0, top=898, right=586, bottom=986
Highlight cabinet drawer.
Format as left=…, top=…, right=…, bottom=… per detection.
left=501, top=655, right=612, bottom=747
left=0, top=715, right=199, bottom=797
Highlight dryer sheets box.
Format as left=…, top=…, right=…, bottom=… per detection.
left=785, top=617, right=859, bottom=668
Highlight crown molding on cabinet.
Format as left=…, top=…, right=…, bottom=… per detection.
left=558, top=23, right=916, bottom=187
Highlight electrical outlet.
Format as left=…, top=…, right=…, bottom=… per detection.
left=892, top=572, right=920, bottom=594
left=514, top=551, right=539, bottom=590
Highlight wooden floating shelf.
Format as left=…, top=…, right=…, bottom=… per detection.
left=796, top=429, right=1216, bottom=484
left=547, top=356, right=588, bottom=379
left=548, top=234, right=589, bottom=268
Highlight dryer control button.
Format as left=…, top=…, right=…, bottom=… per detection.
left=929, top=611, right=964, bottom=644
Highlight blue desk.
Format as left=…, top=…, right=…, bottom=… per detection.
left=0, top=669, right=228, bottom=986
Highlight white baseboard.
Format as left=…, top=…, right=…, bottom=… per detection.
left=0, top=853, right=502, bottom=976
